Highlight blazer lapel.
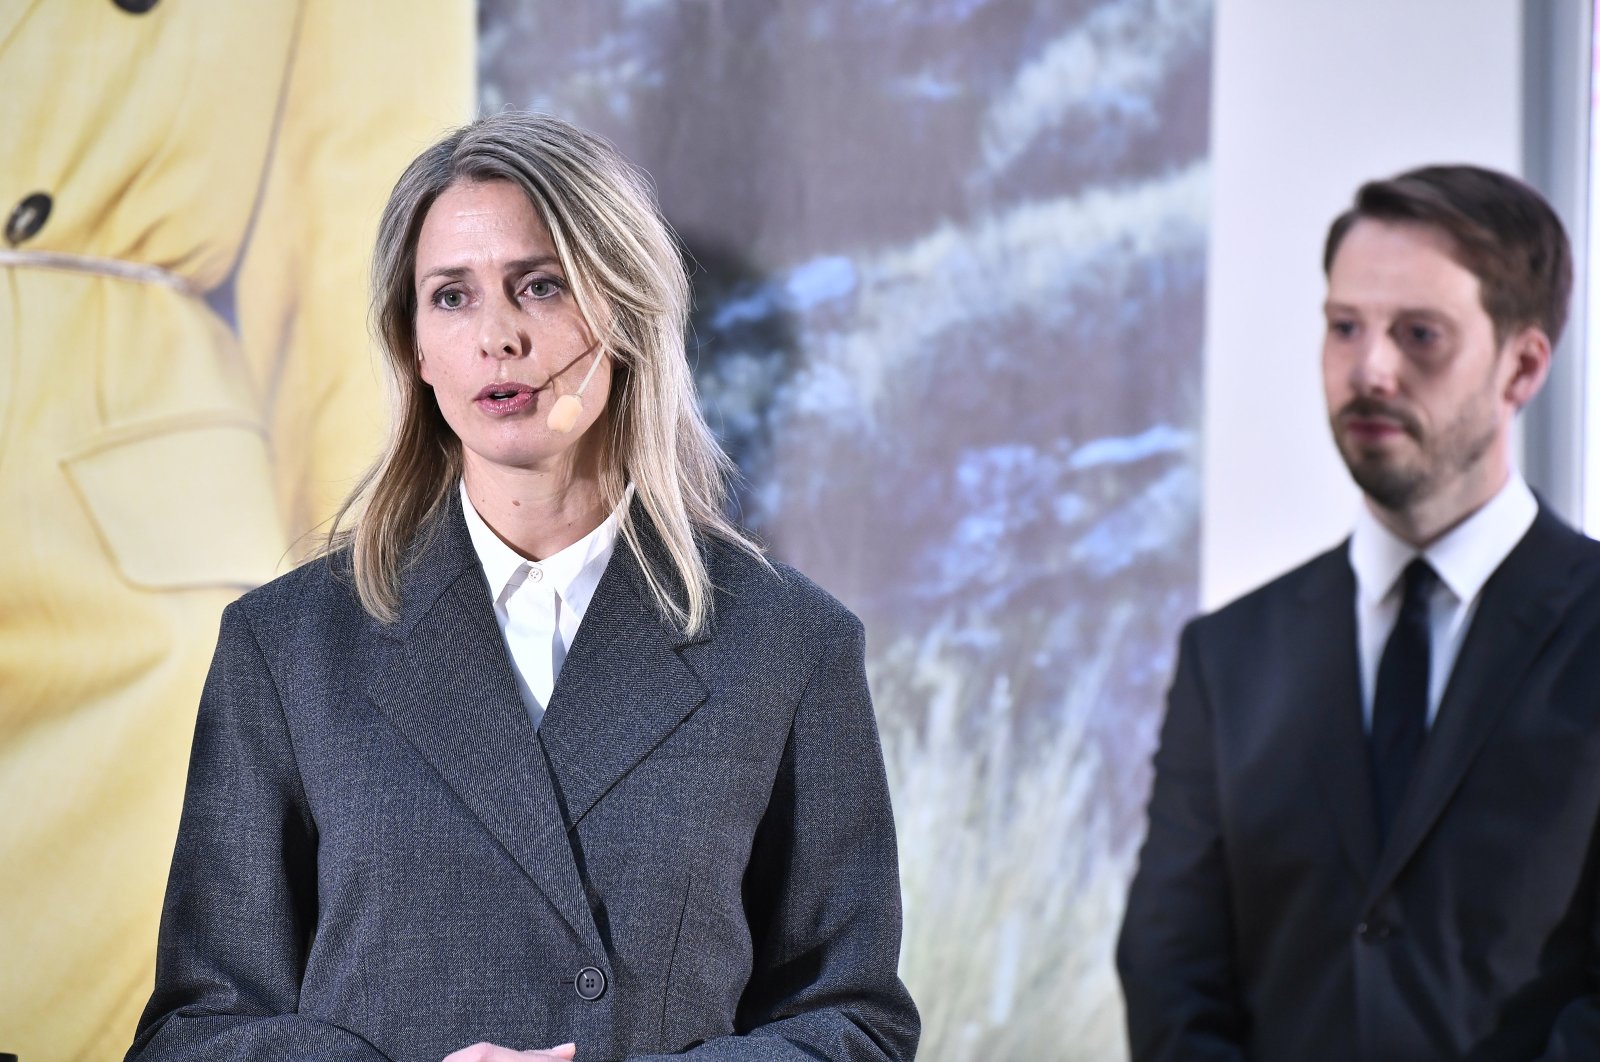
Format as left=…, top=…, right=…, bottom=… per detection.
left=1365, top=507, right=1594, bottom=902
left=537, top=516, right=710, bottom=829
left=1298, top=548, right=1382, bottom=882
left=363, top=492, right=603, bottom=953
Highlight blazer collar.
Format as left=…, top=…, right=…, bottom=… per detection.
left=362, top=491, right=711, bottom=946
left=537, top=501, right=713, bottom=828
left=1363, top=503, right=1597, bottom=902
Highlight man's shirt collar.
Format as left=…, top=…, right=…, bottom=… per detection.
left=1350, top=472, right=1537, bottom=607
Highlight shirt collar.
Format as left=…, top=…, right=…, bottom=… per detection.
left=459, top=480, right=625, bottom=611
left=1349, top=472, right=1537, bottom=606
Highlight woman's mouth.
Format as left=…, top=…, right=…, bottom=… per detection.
left=475, top=382, right=537, bottom=415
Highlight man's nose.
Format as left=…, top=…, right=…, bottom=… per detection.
left=1347, top=334, right=1401, bottom=395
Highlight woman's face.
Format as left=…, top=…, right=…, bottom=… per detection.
left=413, top=179, right=612, bottom=484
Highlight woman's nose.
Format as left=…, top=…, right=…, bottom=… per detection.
left=480, top=305, right=529, bottom=360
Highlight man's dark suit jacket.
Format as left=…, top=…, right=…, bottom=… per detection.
left=1119, top=506, right=1600, bottom=1061
left=127, top=492, right=918, bottom=1062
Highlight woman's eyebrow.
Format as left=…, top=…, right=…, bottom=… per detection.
left=502, top=255, right=562, bottom=274
left=417, top=265, right=470, bottom=287
left=417, top=256, right=561, bottom=288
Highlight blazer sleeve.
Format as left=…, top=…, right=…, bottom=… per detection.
left=1536, top=937, right=1600, bottom=1058
left=125, top=603, right=390, bottom=1062
left=1116, top=620, right=1248, bottom=1061
left=635, top=610, right=919, bottom=1062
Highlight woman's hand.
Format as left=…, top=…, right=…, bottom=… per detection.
left=442, top=1042, right=577, bottom=1062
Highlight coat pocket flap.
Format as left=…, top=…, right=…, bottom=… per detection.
left=64, top=421, right=288, bottom=591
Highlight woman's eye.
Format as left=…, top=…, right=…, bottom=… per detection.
left=525, top=278, right=561, bottom=299
left=435, top=289, right=466, bottom=310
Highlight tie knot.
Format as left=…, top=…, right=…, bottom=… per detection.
left=1400, top=557, right=1438, bottom=605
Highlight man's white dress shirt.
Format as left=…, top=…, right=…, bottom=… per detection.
left=1348, top=473, right=1537, bottom=730
left=460, top=481, right=622, bottom=729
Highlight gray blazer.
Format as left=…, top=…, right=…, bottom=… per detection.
left=128, top=493, right=918, bottom=1062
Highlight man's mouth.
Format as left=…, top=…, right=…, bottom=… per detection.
left=1338, top=399, right=1420, bottom=444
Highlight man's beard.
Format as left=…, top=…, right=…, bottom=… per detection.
left=1344, top=453, right=1429, bottom=512
left=1331, top=394, right=1497, bottom=514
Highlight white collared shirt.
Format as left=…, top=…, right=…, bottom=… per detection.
left=1348, top=473, right=1537, bottom=730
left=460, top=481, right=623, bottom=729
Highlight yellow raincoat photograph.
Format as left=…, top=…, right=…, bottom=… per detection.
left=0, top=4, right=471, bottom=1057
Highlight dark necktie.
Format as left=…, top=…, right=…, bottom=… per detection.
left=1371, top=558, right=1438, bottom=845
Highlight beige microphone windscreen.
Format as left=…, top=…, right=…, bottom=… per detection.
left=546, top=393, right=583, bottom=433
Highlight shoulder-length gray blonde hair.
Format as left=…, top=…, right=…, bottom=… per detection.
left=328, top=111, right=761, bottom=634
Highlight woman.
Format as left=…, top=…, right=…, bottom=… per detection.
left=127, top=112, right=918, bottom=1062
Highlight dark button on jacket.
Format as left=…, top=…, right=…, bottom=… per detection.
left=574, top=966, right=607, bottom=1001
left=5, top=193, right=51, bottom=245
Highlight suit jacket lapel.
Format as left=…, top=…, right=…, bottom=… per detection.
left=1365, top=506, right=1593, bottom=902
left=1298, top=548, right=1382, bottom=882
left=538, top=514, right=710, bottom=829
left=363, top=491, right=603, bottom=953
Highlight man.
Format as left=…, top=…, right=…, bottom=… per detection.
left=1118, top=165, right=1600, bottom=1060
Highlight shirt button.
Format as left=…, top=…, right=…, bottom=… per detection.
left=526, top=565, right=543, bottom=582
left=574, top=966, right=606, bottom=1001
left=5, top=192, right=52, bottom=246
left=113, top=0, right=161, bottom=12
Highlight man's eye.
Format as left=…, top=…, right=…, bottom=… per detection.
left=1398, top=323, right=1439, bottom=348
left=1328, top=320, right=1357, bottom=339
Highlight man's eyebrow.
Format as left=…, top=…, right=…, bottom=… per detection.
left=1322, top=301, right=1452, bottom=320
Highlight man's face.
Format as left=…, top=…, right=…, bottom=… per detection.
left=1321, top=218, right=1522, bottom=524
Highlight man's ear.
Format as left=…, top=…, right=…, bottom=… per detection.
left=1503, top=326, right=1552, bottom=412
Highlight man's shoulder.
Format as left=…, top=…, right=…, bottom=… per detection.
left=1520, top=503, right=1600, bottom=568
left=1190, top=541, right=1352, bottom=642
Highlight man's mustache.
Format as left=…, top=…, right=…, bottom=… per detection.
left=1336, top=396, right=1423, bottom=438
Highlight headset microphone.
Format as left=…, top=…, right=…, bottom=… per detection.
left=546, top=349, right=606, bottom=433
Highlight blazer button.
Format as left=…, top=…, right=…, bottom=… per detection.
left=1356, top=920, right=1394, bottom=941
left=574, top=966, right=607, bottom=1001
left=113, top=0, right=161, bottom=12
left=5, top=192, right=51, bottom=246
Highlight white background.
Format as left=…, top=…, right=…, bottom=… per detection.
left=1202, top=0, right=1524, bottom=608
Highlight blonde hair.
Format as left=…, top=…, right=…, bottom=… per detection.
left=327, top=111, right=762, bottom=633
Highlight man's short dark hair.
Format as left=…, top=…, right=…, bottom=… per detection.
left=1323, top=164, right=1573, bottom=347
